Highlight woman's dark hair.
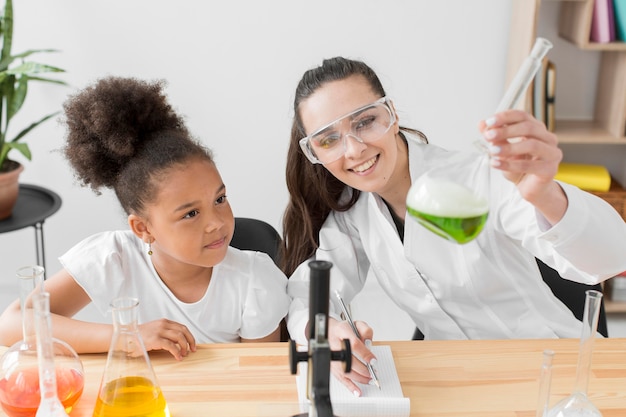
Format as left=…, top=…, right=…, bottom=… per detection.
left=280, top=57, right=426, bottom=276
left=62, top=77, right=213, bottom=217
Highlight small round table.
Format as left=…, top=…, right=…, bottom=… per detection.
left=0, top=184, right=62, bottom=276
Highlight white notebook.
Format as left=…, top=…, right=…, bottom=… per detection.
left=295, top=345, right=410, bottom=417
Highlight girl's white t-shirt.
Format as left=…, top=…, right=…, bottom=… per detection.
left=60, top=230, right=290, bottom=343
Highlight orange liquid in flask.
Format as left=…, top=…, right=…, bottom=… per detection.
left=0, top=366, right=84, bottom=417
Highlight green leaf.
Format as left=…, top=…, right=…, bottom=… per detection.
left=0, top=50, right=60, bottom=72
left=1, top=0, right=13, bottom=62
left=7, top=75, right=26, bottom=120
left=10, top=112, right=58, bottom=143
left=6, top=61, right=65, bottom=75
left=6, top=141, right=30, bottom=160
left=25, top=75, right=68, bottom=86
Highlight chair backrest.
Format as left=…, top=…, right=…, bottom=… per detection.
left=230, top=217, right=281, bottom=266
left=229, top=217, right=288, bottom=341
left=412, top=258, right=609, bottom=340
left=536, top=258, right=608, bottom=337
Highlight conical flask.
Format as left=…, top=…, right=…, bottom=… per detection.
left=93, top=297, right=169, bottom=417
left=406, top=37, right=553, bottom=244
left=33, top=292, right=69, bottom=417
left=0, top=266, right=84, bottom=417
left=546, top=290, right=604, bottom=417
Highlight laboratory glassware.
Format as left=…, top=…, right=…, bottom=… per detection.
left=33, top=292, right=70, bottom=417
left=406, top=37, right=553, bottom=244
left=93, top=297, right=170, bottom=417
left=536, top=349, right=555, bottom=417
left=0, top=266, right=84, bottom=417
left=546, top=290, right=604, bottom=417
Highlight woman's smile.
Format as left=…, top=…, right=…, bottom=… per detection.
left=349, top=155, right=379, bottom=174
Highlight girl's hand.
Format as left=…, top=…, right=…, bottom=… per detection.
left=479, top=109, right=568, bottom=224
left=138, top=318, right=196, bottom=360
left=327, top=317, right=377, bottom=397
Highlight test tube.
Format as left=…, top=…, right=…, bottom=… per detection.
left=496, top=37, right=553, bottom=112
left=536, top=349, right=555, bottom=417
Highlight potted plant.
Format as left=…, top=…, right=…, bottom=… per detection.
left=0, top=0, right=66, bottom=219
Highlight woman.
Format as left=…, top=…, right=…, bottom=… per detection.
left=0, top=77, right=291, bottom=359
left=282, top=57, right=626, bottom=395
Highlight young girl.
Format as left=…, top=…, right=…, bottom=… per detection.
left=0, top=77, right=291, bottom=359
left=282, top=57, right=626, bottom=395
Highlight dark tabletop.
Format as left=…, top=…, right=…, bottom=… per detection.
left=0, top=184, right=62, bottom=233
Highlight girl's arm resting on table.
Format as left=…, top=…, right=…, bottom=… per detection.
left=0, top=300, right=113, bottom=353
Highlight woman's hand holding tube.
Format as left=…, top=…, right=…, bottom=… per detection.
left=480, top=109, right=568, bottom=225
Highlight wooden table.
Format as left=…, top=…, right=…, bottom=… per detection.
left=2, top=338, right=625, bottom=417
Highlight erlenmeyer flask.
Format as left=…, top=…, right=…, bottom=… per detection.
left=93, top=297, right=170, bottom=417
left=546, top=290, right=604, bottom=417
left=33, top=292, right=69, bottom=417
left=406, top=37, right=553, bottom=244
left=0, top=266, right=84, bottom=417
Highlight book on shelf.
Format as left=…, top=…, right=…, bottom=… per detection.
left=533, top=58, right=556, bottom=131
left=589, top=0, right=617, bottom=43
left=555, top=162, right=612, bottom=192
left=615, top=0, right=626, bottom=41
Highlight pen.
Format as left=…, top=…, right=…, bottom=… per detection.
left=334, top=290, right=381, bottom=390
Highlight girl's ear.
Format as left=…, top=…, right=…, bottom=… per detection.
left=128, top=214, right=152, bottom=243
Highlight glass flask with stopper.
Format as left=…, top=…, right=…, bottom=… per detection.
left=0, top=266, right=84, bottom=417
left=406, top=37, right=553, bottom=244
left=92, top=297, right=170, bottom=417
left=544, top=290, right=604, bottom=417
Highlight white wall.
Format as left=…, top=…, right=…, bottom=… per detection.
left=1, top=1, right=513, bottom=285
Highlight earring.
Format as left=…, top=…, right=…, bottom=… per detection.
left=148, top=240, right=153, bottom=256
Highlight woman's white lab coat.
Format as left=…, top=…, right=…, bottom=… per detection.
left=287, top=137, right=626, bottom=344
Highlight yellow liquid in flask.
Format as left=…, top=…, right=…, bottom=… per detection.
left=92, top=376, right=169, bottom=417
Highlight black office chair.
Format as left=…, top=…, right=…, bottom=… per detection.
left=230, top=217, right=282, bottom=266
left=229, top=217, right=288, bottom=341
left=412, top=258, right=609, bottom=340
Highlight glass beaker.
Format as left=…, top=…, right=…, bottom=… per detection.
left=33, top=292, right=70, bottom=417
left=0, top=266, right=84, bottom=417
left=545, top=290, right=604, bottom=417
left=406, top=37, right=553, bottom=244
left=93, top=297, right=170, bottom=417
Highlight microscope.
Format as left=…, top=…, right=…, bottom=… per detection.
left=289, top=260, right=352, bottom=417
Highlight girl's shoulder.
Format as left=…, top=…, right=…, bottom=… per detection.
left=218, top=246, right=282, bottom=277
left=62, top=230, right=143, bottom=259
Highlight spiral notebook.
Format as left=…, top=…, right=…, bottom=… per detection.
left=295, top=345, right=410, bottom=417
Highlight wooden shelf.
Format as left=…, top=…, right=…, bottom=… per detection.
left=559, top=0, right=626, bottom=50
left=509, top=0, right=626, bottom=314
left=508, top=0, right=626, bottom=143
left=605, top=299, right=626, bottom=314
left=555, top=120, right=626, bottom=144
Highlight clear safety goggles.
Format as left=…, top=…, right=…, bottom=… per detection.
left=299, top=97, right=396, bottom=165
